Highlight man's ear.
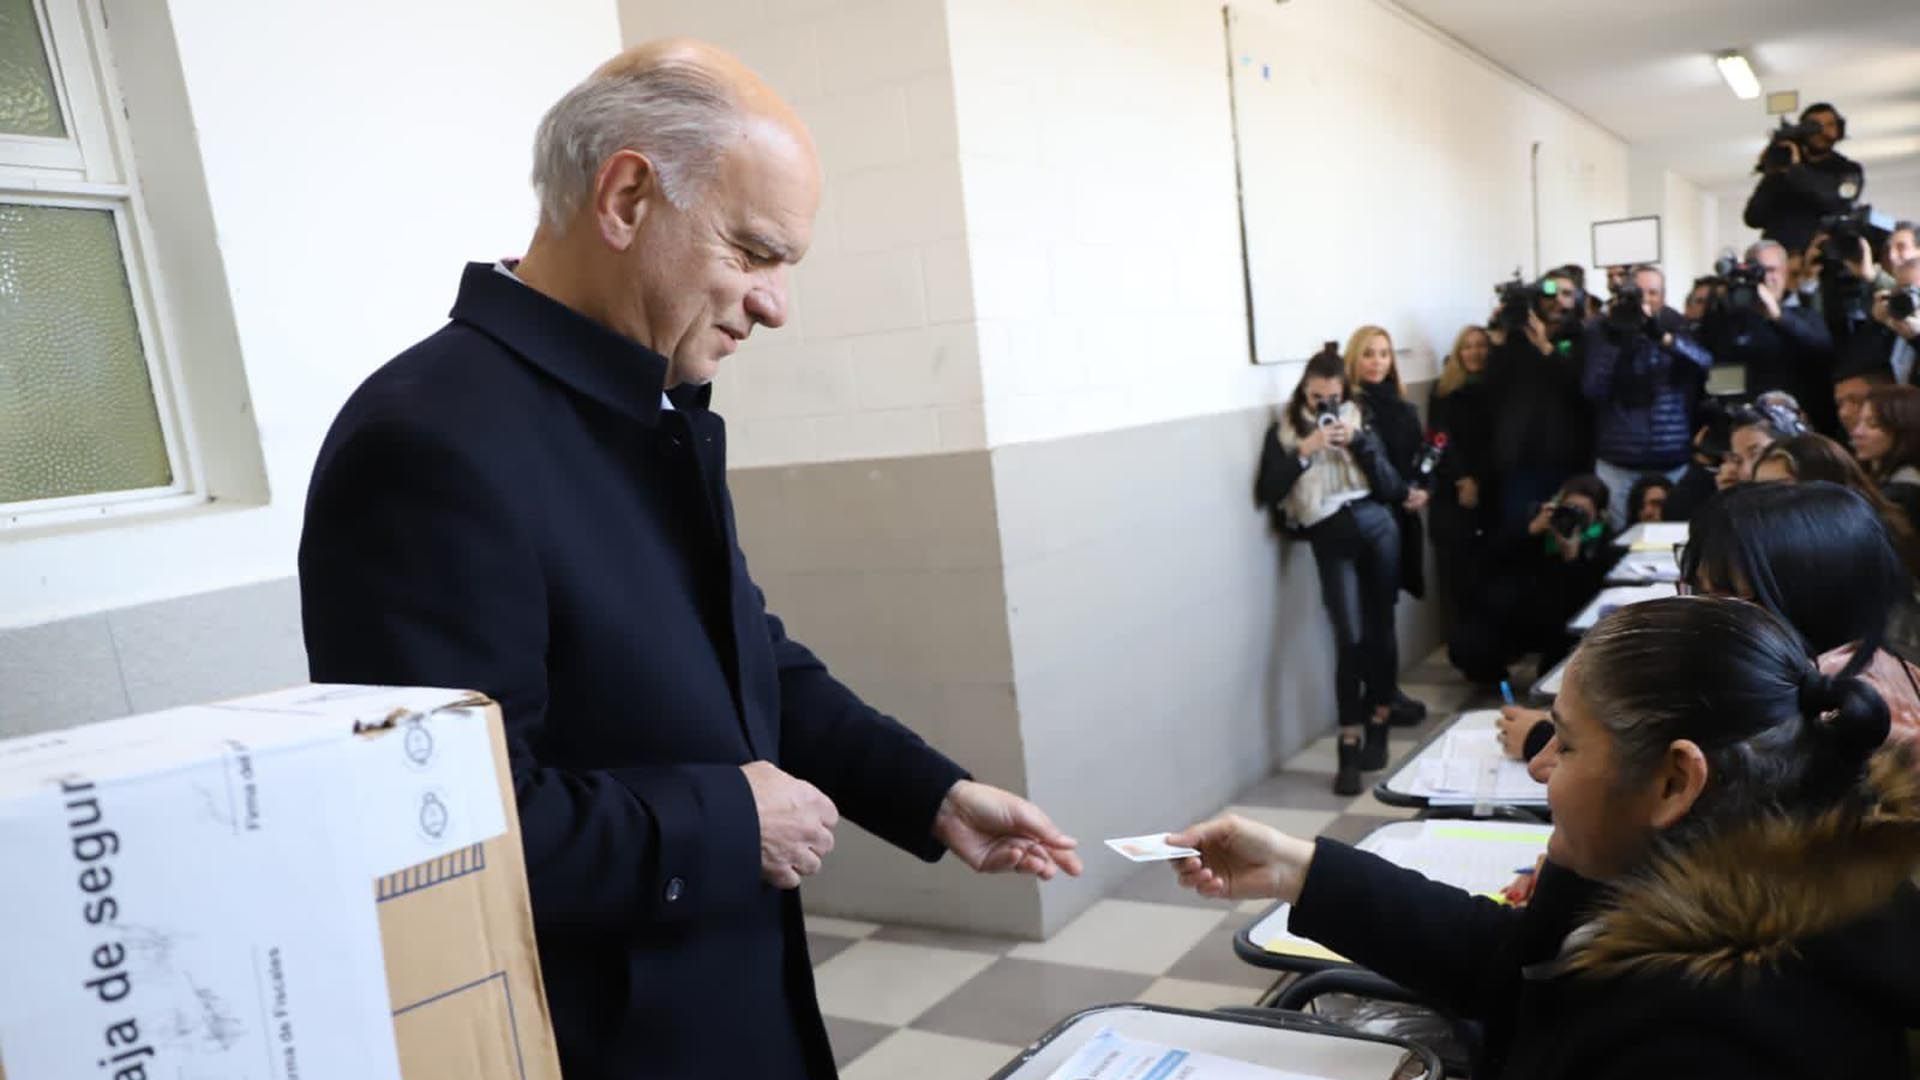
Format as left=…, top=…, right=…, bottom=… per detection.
left=592, top=149, right=659, bottom=252
left=1647, top=738, right=1709, bottom=830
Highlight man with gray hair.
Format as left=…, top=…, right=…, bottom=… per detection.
left=1705, top=237, right=1838, bottom=434
left=299, top=40, right=1082, bottom=1079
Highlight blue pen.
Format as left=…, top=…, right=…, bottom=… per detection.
left=1499, top=679, right=1515, bottom=706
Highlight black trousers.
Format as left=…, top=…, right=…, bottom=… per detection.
left=1307, top=499, right=1402, bottom=729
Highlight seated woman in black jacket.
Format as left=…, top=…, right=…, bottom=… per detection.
left=1345, top=324, right=1429, bottom=725
left=1171, top=596, right=1920, bottom=1080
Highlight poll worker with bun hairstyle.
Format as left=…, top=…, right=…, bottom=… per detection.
left=1170, top=596, right=1920, bottom=1079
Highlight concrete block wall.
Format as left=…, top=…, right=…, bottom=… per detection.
left=618, top=0, right=986, bottom=469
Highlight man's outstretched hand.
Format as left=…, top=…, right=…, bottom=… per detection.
left=932, top=780, right=1083, bottom=881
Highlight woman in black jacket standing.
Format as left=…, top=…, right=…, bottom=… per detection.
left=1170, top=596, right=1920, bottom=1080
left=1427, top=325, right=1504, bottom=684
left=1346, top=325, right=1428, bottom=725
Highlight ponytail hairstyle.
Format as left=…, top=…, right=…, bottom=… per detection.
left=1286, top=343, right=1350, bottom=438
left=1576, top=597, right=1890, bottom=843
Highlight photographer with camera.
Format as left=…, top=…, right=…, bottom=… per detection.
left=1804, top=212, right=1898, bottom=353
left=1837, top=257, right=1920, bottom=388
left=1582, top=265, right=1714, bottom=528
left=1255, top=344, right=1411, bottom=795
left=1743, top=102, right=1864, bottom=255
left=1485, top=273, right=1594, bottom=530
left=1658, top=395, right=1751, bottom=522
left=1684, top=275, right=1724, bottom=330
left=1705, top=239, right=1838, bottom=433
left=1463, top=474, right=1622, bottom=678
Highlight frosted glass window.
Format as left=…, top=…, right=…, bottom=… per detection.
left=0, top=202, right=172, bottom=503
left=0, top=0, right=66, bottom=138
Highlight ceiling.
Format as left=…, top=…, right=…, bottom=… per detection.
left=1394, top=0, right=1920, bottom=204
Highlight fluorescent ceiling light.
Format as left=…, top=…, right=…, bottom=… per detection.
left=1716, top=52, right=1761, bottom=100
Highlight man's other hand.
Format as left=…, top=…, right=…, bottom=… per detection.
left=743, top=761, right=840, bottom=889
left=933, top=780, right=1083, bottom=880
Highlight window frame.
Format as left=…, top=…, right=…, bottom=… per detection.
left=1, top=0, right=204, bottom=530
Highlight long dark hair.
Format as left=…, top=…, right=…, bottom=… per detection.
left=1626, top=474, right=1672, bottom=523
left=1758, top=433, right=1920, bottom=577
left=1577, top=597, right=1890, bottom=837
left=1863, top=385, right=1920, bottom=480
left=1680, top=483, right=1909, bottom=674
left=1287, top=344, right=1349, bottom=438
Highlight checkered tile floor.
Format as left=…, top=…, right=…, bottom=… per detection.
left=809, top=652, right=1495, bottom=1077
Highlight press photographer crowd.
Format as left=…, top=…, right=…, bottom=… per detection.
left=1259, top=102, right=1920, bottom=797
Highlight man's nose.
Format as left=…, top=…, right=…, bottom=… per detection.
left=746, top=268, right=789, bottom=329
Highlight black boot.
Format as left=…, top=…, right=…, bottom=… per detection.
left=1334, top=736, right=1363, bottom=796
left=1360, top=717, right=1390, bottom=771
left=1386, top=692, right=1427, bottom=728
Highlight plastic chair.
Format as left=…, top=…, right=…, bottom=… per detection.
left=1249, top=969, right=1482, bottom=1077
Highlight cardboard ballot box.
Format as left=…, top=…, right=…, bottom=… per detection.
left=0, top=685, right=560, bottom=1080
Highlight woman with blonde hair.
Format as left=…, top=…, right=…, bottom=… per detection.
left=1346, top=325, right=1429, bottom=724
left=1428, top=324, right=1505, bottom=684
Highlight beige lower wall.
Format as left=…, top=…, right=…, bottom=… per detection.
left=727, top=451, right=1044, bottom=936
left=0, top=394, right=1443, bottom=941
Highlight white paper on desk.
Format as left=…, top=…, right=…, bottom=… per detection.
left=1606, top=549, right=1680, bottom=584
left=1570, top=582, right=1675, bottom=632
left=1045, top=1027, right=1333, bottom=1080
left=1248, top=820, right=1551, bottom=958
left=1614, top=521, right=1689, bottom=549
left=1536, top=657, right=1569, bottom=697
left=1409, top=711, right=1548, bottom=805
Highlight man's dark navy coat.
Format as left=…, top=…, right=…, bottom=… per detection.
left=299, top=263, right=969, bottom=1079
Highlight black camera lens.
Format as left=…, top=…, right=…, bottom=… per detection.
left=1891, top=286, right=1920, bottom=321
left=1549, top=503, right=1589, bottom=538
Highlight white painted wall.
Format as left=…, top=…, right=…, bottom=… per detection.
left=618, top=0, right=984, bottom=470
left=1659, top=170, right=1710, bottom=309
left=0, top=0, right=621, bottom=629
left=951, top=0, right=1630, bottom=449
left=946, top=0, right=1273, bottom=449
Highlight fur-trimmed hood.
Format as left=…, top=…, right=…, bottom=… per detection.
left=1564, top=740, right=1920, bottom=988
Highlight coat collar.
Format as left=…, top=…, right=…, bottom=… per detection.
left=447, top=261, right=712, bottom=424
left=1561, top=739, right=1920, bottom=983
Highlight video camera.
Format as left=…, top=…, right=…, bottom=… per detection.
left=1547, top=501, right=1592, bottom=541
left=1491, top=271, right=1562, bottom=335
left=1606, top=280, right=1650, bottom=332
left=1713, top=254, right=1767, bottom=312
left=1891, top=285, right=1920, bottom=321
left=1819, top=204, right=1894, bottom=263
left=1816, top=205, right=1895, bottom=327
left=1760, top=116, right=1825, bottom=171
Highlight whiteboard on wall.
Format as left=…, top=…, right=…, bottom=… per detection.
left=1222, top=0, right=1620, bottom=376
left=1591, top=215, right=1662, bottom=269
